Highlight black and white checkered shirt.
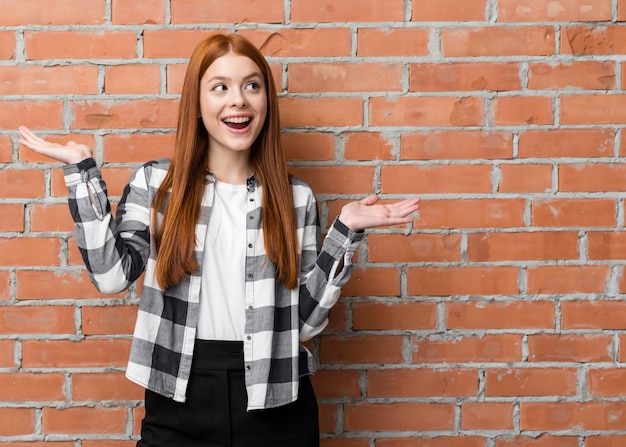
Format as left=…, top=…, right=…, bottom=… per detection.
left=64, top=157, right=363, bottom=410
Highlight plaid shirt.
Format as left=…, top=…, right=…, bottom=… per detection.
left=64, top=157, right=363, bottom=410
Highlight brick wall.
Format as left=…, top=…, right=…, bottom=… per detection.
left=1, top=0, right=626, bottom=445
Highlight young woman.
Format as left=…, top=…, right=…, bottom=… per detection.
left=19, top=33, right=419, bottom=447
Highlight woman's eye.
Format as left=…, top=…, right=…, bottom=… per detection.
left=246, top=81, right=261, bottom=91
left=213, top=84, right=227, bottom=92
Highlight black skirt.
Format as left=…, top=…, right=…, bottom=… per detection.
left=137, top=340, right=320, bottom=447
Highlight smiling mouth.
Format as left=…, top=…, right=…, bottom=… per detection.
left=223, top=116, right=252, bottom=130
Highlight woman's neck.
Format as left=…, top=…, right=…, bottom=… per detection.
left=207, top=151, right=254, bottom=185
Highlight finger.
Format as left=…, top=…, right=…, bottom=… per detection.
left=359, top=195, right=380, bottom=206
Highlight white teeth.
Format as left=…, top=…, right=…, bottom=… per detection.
left=223, top=116, right=251, bottom=124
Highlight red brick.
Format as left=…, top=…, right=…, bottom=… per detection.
left=171, top=0, right=283, bottom=23
left=519, top=129, right=614, bottom=158
left=0, top=306, right=75, bottom=335
left=84, top=442, right=137, bottom=447
left=462, top=402, right=514, bottom=430
left=310, top=370, right=361, bottom=399
left=0, top=0, right=105, bottom=25
left=408, top=266, right=520, bottom=296
left=491, top=96, right=553, bottom=126
left=0, top=100, right=64, bottom=130
left=562, top=300, right=626, bottom=329
left=0, top=135, right=11, bottom=162
left=82, top=305, right=138, bottom=335
left=101, top=167, right=136, bottom=197
left=521, top=402, right=626, bottom=430
left=529, top=61, right=615, bottom=90
left=280, top=97, right=363, bottom=128
left=103, top=133, right=175, bottom=163
left=499, top=0, right=611, bottom=21
left=292, top=0, right=404, bottom=22
left=447, top=301, right=555, bottom=330
left=111, top=0, right=165, bottom=24
left=531, top=198, right=616, bottom=227
left=318, top=402, right=337, bottom=433
left=343, top=132, right=394, bottom=161
left=412, top=334, right=522, bottom=363
left=528, top=334, right=612, bottom=362
left=0, top=408, right=35, bottom=436
left=415, top=199, right=525, bottom=229
left=0, top=204, right=25, bottom=232
left=357, top=28, right=430, bottom=57
left=289, top=63, right=402, bottom=93
left=0, top=31, right=16, bottom=59
left=283, top=132, right=334, bottom=161
left=588, top=368, right=626, bottom=397
left=467, top=231, right=579, bottom=261
left=0, top=237, right=60, bottom=266
left=562, top=26, right=626, bottom=55
left=288, top=166, right=373, bottom=195
left=30, top=203, right=74, bottom=232
left=22, top=339, right=131, bottom=368
left=345, top=402, right=454, bottom=431
left=442, top=27, right=556, bottom=57
left=353, top=302, right=437, bottom=331
left=527, top=265, right=610, bottom=294
left=410, top=62, right=520, bottom=92
left=368, top=368, right=478, bottom=397
left=0, top=372, right=65, bottom=401
left=320, top=335, right=403, bottom=364
left=0, top=66, right=98, bottom=95
left=412, top=0, right=487, bottom=21
left=25, top=31, right=137, bottom=60
left=105, top=65, right=160, bottom=94
left=368, top=233, right=461, bottom=263
left=16, top=270, right=126, bottom=300
left=588, top=232, right=626, bottom=260
left=0, top=272, right=9, bottom=300
left=562, top=94, right=626, bottom=124
left=143, top=30, right=227, bottom=58
left=485, top=368, right=578, bottom=397
left=560, top=163, right=626, bottom=192
left=377, top=437, right=487, bottom=447
left=72, top=99, right=179, bottom=129
left=381, top=164, right=492, bottom=194
left=43, top=406, right=127, bottom=434
left=370, top=96, right=483, bottom=127
left=496, top=435, right=578, bottom=447
left=239, top=28, right=352, bottom=58
left=0, top=169, right=45, bottom=198
left=341, top=267, right=401, bottom=297
left=586, top=435, right=626, bottom=447
left=321, top=440, right=370, bottom=447
left=72, top=372, right=143, bottom=400
left=498, top=164, right=553, bottom=193
left=401, top=131, right=512, bottom=160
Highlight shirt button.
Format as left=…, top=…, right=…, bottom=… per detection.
left=248, top=243, right=253, bottom=249
left=246, top=365, right=251, bottom=370
left=248, top=305, right=253, bottom=310
left=249, top=215, right=254, bottom=220
left=247, top=273, right=253, bottom=279
left=246, top=335, right=252, bottom=341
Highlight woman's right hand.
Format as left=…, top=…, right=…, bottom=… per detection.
left=18, top=126, right=93, bottom=165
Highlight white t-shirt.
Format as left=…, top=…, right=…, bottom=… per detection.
left=197, top=180, right=247, bottom=341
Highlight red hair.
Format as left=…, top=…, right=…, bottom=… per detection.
left=152, top=33, right=299, bottom=289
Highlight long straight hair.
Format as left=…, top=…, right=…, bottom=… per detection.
left=151, top=34, right=299, bottom=289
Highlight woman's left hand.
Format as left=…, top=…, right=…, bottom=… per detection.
left=338, top=195, right=420, bottom=232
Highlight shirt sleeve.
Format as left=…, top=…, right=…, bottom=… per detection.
left=64, top=158, right=151, bottom=294
left=298, top=193, right=364, bottom=341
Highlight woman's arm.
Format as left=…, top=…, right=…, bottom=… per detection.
left=19, top=126, right=152, bottom=294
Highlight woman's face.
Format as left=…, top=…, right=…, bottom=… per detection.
left=199, top=52, right=268, bottom=158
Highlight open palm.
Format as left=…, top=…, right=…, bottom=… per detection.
left=18, top=126, right=92, bottom=165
